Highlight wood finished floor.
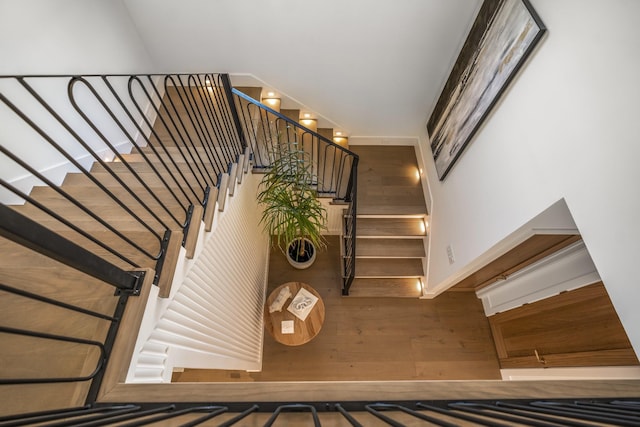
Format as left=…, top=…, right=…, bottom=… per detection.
left=172, top=236, right=501, bottom=382
left=350, top=145, right=426, bottom=216
left=0, top=237, right=120, bottom=415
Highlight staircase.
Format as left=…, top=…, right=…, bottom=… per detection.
left=3, top=74, right=639, bottom=422
left=0, top=73, right=359, bottom=412
left=347, top=145, right=428, bottom=297
left=245, top=94, right=428, bottom=298
left=1, top=74, right=260, bottom=406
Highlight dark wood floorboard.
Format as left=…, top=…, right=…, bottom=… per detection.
left=173, top=236, right=501, bottom=382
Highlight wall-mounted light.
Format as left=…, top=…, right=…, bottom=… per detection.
left=335, top=131, right=342, bottom=136
left=265, top=98, right=279, bottom=106
left=303, top=113, right=311, bottom=118
left=419, top=219, right=426, bottom=234
left=267, top=91, right=275, bottom=97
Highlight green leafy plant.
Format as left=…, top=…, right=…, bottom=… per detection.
left=257, top=139, right=327, bottom=260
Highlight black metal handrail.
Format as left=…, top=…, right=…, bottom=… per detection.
left=0, top=73, right=244, bottom=281
left=0, top=72, right=247, bottom=411
left=0, top=72, right=363, bottom=418
left=0, top=205, right=142, bottom=406
left=342, top=159, right=358, bottom=295
left=2, top=400, right=639, bottom=426
left=231, top=88, right=358, bottom=293
left=231, top=89, right=355, bottom=199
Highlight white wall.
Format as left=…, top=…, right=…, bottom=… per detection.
left=123, top=0, right=481, bottom=137
left=0, top=0, right=153, bottom=75
left=0, top=0, right=155, bottom=203
left=421, top=0, right=640, bottom=355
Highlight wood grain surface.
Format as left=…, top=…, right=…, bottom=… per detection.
left=264, top=282, right=325, bottom=346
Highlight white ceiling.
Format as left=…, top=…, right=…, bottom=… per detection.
left=124, top=0, right=481, bottom=137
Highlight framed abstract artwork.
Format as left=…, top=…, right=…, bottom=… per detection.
left=427, top=0, right=546, bottom=180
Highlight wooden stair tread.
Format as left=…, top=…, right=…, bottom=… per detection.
left=129, top=145, right=232, bottom=162
left=356, top=238, right=425, bottom=258
left=355, top=258, right=423, bottom=277
left=8, top=228, right=168, bottom=271
left=356, top=217, right=426, bottom=238
left=14, top=197, right=186, bottom=232
left=347, top=278, right=422, bottom=298
left=357, top=204, right=427, bottom=216
left=350, top=145, right=427, bottom=216
left=90, top=160, right=217, bottom=182
left=31, top=180, right=192, bottom=203
left=28, top=183, right=192, bottom=210
left=0, top=238, right=126, bottom=296
left=137, top=145, right=231, bottom=156
left=60, top=173, right=209, bottom=207
left=119, top=153, right=217, bottom=166
left=62, top=171, right=210, bottom=191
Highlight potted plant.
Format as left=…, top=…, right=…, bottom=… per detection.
left=257, top=140, right=327, bottom=269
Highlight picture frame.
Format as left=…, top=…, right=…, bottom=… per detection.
left=427, top=0, right=546, bottom=180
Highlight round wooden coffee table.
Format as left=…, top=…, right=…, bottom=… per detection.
left=264, top=282, right=325, bottom=346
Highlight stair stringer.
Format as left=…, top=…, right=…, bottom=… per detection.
left=126, top=159, right=270, bottom=383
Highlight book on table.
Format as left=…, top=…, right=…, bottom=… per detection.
left=287, top=287, right=318, bottom=321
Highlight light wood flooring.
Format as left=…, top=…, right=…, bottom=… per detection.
left=0, top=237, right=121, bottom=415
left=350, top=145, right=426, bottom=216
left=172, top=236, right=501, bottom=382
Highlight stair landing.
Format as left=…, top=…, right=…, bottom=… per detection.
left=351, top=145, right=426, bottom=216
left=346, top=145, right=428, bottom=298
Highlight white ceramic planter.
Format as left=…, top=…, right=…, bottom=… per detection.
left=286, top=238, right=317, bottom=269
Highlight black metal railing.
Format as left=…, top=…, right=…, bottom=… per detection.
left=0, top=204, right=146, bottom=406
left=232, top=89, right=358, bottom=293
left=232, top=89, right=355, bottom=199
left=342, top=161, right=358, bottom=295
left=0, top=72, right=364, bottom=417
left=0, top=73, right=244, bottom=282
left=0, top=72, right=246, bottom=412
left=2, top=399, right=639, bottom=426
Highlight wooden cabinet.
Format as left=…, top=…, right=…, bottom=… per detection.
left=488, top=282, right=639, bottom=368
left=449, top=234, right=581, bottom=292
